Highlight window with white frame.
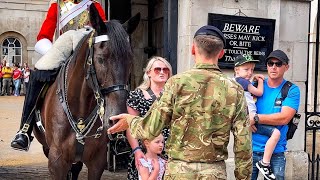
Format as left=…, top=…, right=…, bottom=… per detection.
left=2, top=37, right=22, bottom=66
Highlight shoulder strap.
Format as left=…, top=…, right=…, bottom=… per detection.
left=280, top=81, right=296, bottom=127
left=146, top=88, right=157, bottom=102
left=280, top=81, right=293, bottom=100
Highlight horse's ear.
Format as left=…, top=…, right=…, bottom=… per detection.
left=122, top=13, right=140, bottom=35
left=89, top=4, right=107, bottom=34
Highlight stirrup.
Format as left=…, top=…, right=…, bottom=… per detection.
left=11, top=132, right=32, bottom=151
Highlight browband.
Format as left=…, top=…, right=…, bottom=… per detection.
left=94, top=35, right=109, bottom=43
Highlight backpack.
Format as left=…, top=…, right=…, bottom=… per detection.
left=279, top=81, right=301, bottom=140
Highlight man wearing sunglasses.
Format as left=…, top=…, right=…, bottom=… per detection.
left=107, top=25, right=252, bottom=180
left=250, top=49, right=300, bottom=180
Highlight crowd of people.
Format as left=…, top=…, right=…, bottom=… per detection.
left=108, top=26, right=301, bottom=180
left=0, top=61, right=30, bottom=97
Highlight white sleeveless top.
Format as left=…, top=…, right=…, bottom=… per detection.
left=138, top=157, right=166, bottom=180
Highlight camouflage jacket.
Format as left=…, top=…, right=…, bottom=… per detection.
left=126, top=63, right=252, bottom=179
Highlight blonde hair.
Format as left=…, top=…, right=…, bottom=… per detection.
left=141, top=134, right=165, bottom=158
left=137, top=56, right=173, bottom=90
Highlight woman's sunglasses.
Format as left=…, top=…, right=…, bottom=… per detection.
left=267, top=61, right=284, bottom=67
left=153, top=67, right=169, bottom=74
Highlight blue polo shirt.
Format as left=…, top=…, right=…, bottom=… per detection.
left=253, top=79, right=300, bottom=153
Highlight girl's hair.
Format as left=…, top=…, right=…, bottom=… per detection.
left=137, top=56, right=173, bottom=90
left=141, top=134, right=166, bottom=159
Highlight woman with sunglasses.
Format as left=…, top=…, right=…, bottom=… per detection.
left=126, top=56, right=172, bottom=180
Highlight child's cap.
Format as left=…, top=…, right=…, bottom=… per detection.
left=234, top=54, right=259, bottom=67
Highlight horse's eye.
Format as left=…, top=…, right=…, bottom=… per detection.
left=97, top=57, right=104, bottom=64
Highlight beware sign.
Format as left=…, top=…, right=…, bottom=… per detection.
left=208, top=13, right=276, bottom=71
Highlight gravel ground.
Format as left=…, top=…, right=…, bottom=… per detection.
left=0, top=96, right=127, bottom=180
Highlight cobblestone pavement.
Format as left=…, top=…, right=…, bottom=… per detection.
left=0, top=96, right=127, bottom=180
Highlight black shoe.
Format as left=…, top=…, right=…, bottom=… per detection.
left=256, top=160, right=276, bottom=180
left=11, top=133, right=33, bottom=151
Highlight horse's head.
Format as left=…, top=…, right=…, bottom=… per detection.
left=88, top=5, right=139, bottom=122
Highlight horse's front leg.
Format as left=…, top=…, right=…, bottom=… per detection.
left=48, top=146, right=72, bottom=180
left=85, top=141, right=107, bottom=180
left=70, top=161, right=83, bottom=180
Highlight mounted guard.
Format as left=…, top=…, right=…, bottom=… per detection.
left=11, top=0, right=107, bottom=151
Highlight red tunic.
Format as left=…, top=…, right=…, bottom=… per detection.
left=37, top=1, right=106, bottom=42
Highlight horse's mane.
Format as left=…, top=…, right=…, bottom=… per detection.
left=104, top=20, right=133, bottom=61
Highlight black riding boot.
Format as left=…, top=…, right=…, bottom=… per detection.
left=11, top=71, right=46, bottom=151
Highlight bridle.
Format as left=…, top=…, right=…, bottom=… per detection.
left=57, top=29, right=129, bottom=144
left=85, top=30, right=129, bottom=140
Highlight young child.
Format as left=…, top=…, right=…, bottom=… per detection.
left=234, top=54, right=279, bottom=180
left=137, top=134, right=166, bottom=180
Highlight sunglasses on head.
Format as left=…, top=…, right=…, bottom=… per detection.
left=267, top=61, right=284, bottom=67
left=153, top=67, right=169, bottom=74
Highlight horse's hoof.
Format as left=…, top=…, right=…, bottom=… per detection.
left=10, top=133, right=31, bottom=151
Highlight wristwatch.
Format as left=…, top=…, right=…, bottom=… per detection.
left=254, top=114, right=259, bottom=125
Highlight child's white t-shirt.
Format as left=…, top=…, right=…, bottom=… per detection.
left=138, top=157, right=166, bottom=180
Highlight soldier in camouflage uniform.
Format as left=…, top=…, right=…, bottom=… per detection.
left=108, top=25, right=252, bottom=180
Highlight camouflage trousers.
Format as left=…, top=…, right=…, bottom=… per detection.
left=164, top=159, right=227, bottom=180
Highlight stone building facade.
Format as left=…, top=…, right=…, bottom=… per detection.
left=0, top=0, right=50, bottom=66
left=177, top=1, right=309, bottom=179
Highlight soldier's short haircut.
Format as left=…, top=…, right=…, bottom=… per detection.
left=194, top=35, right=224, bottom=58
